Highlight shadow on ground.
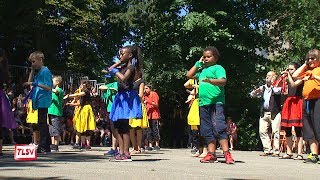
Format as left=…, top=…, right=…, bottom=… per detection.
left=0, top=176, right=67, bottom=180
left=0, top=151, right=107, bottom=169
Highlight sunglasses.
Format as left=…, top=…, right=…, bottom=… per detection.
left=307, top=57, right=317, bottom=61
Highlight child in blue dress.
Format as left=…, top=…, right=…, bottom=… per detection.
left=103, top=45, right=143, bottom=161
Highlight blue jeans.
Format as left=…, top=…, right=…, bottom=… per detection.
left=200, top=104, right=227, bottom=144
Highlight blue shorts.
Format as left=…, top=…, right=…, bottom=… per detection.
left=200, top=104, right=228, bottom=144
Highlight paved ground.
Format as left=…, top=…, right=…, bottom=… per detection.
left=0, top=145, right=319, bottom=180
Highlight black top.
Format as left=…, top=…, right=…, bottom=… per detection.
left=80, top=90, right=91, bottom=106
left=287, top=80, right=303, bottom=97
left=117, top=65, right=135, bottom=91
left=260, top=86, right=281, bottom=119
left=133, top=78, right=144, bottom=92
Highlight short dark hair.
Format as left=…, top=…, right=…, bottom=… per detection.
left=145, top=84, right=152, bottom=90
left=204, top=46, right=220, bottom=59
left=289, top=62, right=300, bottom=70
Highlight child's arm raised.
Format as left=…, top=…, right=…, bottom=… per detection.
left=283, top=70, right=303, bottom=87
left=292, top=61, right=308, bottom=78
left=65, top=91, right=86, bottom=99
left=113, top=66, right=134, bottom=82
left=186, top=57, right=204, bottom=79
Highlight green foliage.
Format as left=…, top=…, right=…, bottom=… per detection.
left=267, top=0, right=320, bottom=66
left=3, top=0, right=315, bottom=149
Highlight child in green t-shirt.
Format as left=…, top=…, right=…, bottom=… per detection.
left=48, top=75, right=64, bottom=152
left=186, top=46, right=235, bottom=164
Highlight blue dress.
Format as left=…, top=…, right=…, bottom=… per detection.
left=109, top=65, right=142, bottom=121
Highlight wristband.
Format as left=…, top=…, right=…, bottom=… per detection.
left=32, top=82, right=38, bottom=87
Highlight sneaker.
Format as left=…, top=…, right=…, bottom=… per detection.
left=146, top=147, right=153, bottom=151
left=50, top=145, right=59, bottom=152
left=37, top=148, right=50, bottom=154
left=303, top=153, right=319, bottom=164
left=191, top=146, right=198, bottom=153
left=153, top=146, right=160, bottom=151
left=72, top=144, right=82, bottom=150
left=140, top=148, right=145, bottom=153
left=191, top=150, right=200, bottom=157
left=104, top=148, right=119, bottom=156
left=114, top=154, right=132, bottom=162
left=83, top=145, right=92, bottom=150
left=224, top=151, right=235, bottom=164
left=29, top=143, right=39, bottom=149
left=200, top=153, right=218, bottom=163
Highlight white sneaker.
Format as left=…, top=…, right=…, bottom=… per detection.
left=29, top=143, right=39, bottom=149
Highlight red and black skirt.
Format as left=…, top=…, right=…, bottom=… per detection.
left=281, top=96, right=303, bottom=128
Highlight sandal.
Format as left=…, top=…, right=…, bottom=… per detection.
left=293, top=154, right=304, bottom=160
left=279, top=154, right=293, bottom=159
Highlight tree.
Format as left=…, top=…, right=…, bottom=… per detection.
left=109, top=0, right=273, bottom=149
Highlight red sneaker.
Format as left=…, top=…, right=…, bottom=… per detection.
left=224, top=151, right=235, bottom=164
left=200, top=153, right=218, bottom=163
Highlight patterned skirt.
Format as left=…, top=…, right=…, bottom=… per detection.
left=0, top=90, right=17, bottom=129
left=281, top=96, right=303, bottom=128
left=109, top=90, right=142, bottom=122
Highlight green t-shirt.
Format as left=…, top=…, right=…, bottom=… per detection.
left=196, top=64, right=226, bottom=106
left=102, top=82, right=118, bottom=112
left=48, top=87, right=64, bottom=116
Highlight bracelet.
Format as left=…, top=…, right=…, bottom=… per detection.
left=32, top=82, right=38, bottom=87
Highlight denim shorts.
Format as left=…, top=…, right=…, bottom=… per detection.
left=49, top=115, right=63, bottom=137
left=200, top=104, right=227, bottom=144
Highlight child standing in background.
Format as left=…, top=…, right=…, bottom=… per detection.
left=101, top=81, right=119, bottom=156
left=48, top=75, right=64, bottom=152
left=129, top=70, right=148, bottom=154
left=65, top=81, right=96, bottom=150
left=144, top=84, right=161, bottom=151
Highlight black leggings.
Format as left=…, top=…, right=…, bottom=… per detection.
left=285, top=127, right=302, bottom=137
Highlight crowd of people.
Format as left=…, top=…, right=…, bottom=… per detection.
left=1, top=46, right=320, bottom=165
left=250, top=49, right=320, bottom=164
left=0, top=46, right=161, bottom=162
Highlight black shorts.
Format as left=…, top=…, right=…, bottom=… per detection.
left=113, top=119, right=130, bottom=134
left=303, top=99, right=320, bottom=142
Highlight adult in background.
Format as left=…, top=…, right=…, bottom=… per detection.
left=250, top=71, right=282, bottom=157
